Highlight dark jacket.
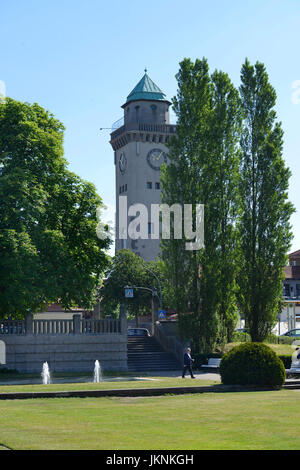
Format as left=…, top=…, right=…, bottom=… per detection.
left=183, top=352, right=193, bottom=366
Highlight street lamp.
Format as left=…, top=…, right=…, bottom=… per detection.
left=143, top=265, right=163, bottom=309
left=125, top=285, right=160, bottom=335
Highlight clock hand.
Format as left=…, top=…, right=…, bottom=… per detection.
left=154, top=151, right=163, bottom=161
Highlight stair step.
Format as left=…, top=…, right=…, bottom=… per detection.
left=127, top=335, right=181, bottom=372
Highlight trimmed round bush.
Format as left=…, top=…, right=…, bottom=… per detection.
left=219, top=342, right=286, bottom=388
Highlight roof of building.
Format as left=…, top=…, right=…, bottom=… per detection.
left=289, top=249, right=300, bottom=258
left=125, top=71, right=167, bottom=104
left=39, top=303, right=85, bottom=313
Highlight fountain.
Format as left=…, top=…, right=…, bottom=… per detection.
left=93, top=360, right=102, bottom=383
left=41, top=362, right=51, bottom=384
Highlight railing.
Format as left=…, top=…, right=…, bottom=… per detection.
left=0, top=315, right=122, bottom=335
left=110, top=122, right=177, bottom=139
left=112, top=116, right=124, bottom=130
left=32, top=319, right=74, bottom=335
left=80, top=318, right=120, bottom=334
left=154, top=321, right=189, bottom=367
left=138, top=122, right=177, bottom=133
left=0, top=320, right=25, bottom=335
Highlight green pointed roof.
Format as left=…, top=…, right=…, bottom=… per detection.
left=125, top=71, right=168, bottom=104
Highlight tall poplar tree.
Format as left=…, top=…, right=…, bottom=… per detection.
left=208, top=70, right=242, bottom=342
left=238, top=59, right=294, bottom=341
left=160, top=58, right=216, bottom=352
left=161, top=59, right=242, bottom=351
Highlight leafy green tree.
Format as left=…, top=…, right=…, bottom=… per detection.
left=101, top=250, right=163, bottom=325
left=208, top=70, right=242, bottom=343
left=0, top=230, right=42, bottom=318
left=161, top=60, right=243, bottom=351
left=161, top=57, right=218, bottom=352
left=238, top=59, right=294, bottom=341
left=0, top=98, right=110, bottom=317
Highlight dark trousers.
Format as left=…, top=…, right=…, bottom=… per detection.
left=182, top=364, right=194, bottom=378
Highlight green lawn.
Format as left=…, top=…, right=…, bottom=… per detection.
left=223, top=342, right=294, bottom=356
left=0, top=377, right=220, bottom=394
left=0, top=389, right=300, bottom=450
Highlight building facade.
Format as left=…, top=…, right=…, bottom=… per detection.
left=283, top=249, right=300, bottom=299
left=110, top=71, right=176, bottom=261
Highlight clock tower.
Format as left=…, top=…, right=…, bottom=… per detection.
left=110, top=71, right=176, bottom=261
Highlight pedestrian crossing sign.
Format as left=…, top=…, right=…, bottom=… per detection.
left=158, top=310, right=166, bottom=320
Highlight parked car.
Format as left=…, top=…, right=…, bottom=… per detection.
left=235, top=328, right=248, bottom=333
left=280, top=329, right=300, bottom=338
left=127, top=328, right=151, bottom=337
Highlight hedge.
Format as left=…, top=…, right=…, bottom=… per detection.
left=219, top=342, right=286, bottom=388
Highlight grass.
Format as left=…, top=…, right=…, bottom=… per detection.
left=0, top=389, right=300, bottom=449
left=0, top=341, right=296, bottom=450
left=221, top=342, right=294, bottom=356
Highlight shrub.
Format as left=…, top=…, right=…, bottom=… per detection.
left=265, top=333, right=294, bottom=345
left=219, top=342, right=286, bottom=388
left=232, top=331, right=251, bottom=342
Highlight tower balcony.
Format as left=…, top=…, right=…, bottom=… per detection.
left=110, top=121, right=177, bottom=151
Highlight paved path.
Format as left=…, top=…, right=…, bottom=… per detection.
left=140, top=370, right=221, bottom=381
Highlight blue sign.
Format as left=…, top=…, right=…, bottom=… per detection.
left=125, top=288, right=134, bottom=298
left=158, top=310, right=166, bottom=320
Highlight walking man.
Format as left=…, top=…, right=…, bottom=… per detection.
left=182, top=347, right=195, bottom=378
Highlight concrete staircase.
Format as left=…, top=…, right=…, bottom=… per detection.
left=283, top=379, right=300, bottom=390
left=127, top=336, right=181, bottom=372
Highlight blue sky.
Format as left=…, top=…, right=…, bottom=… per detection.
left=1, top=0, right=300, bottom=252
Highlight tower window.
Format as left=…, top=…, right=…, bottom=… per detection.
left=147, top=182, right=152, bottom=189
left=119, top=185, right=127, bottom=193
left=155, top=182, right=160, bottom=190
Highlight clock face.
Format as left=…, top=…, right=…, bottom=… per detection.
left=119, top=152, right=127, bottom=173
left=147, top=148, right=167, bottom=171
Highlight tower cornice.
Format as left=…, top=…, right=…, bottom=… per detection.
left=110, top=122, right=177, bottom=151
left=121, top=98, right=172, bottom=109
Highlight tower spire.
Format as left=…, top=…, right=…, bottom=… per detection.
left=124, top=71, right=168, bottom=105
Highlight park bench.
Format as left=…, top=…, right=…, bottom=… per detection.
left=201, top=358, right=221, bottom=370
left=286, top=360, right=300, bottom=377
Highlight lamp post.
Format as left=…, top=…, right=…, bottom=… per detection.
left=124, top=285, right=160, bottom=334
left=142, top=264, right=163, bottom=310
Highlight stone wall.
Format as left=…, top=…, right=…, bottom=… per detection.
left=0, top=313, right=128, bottom=373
